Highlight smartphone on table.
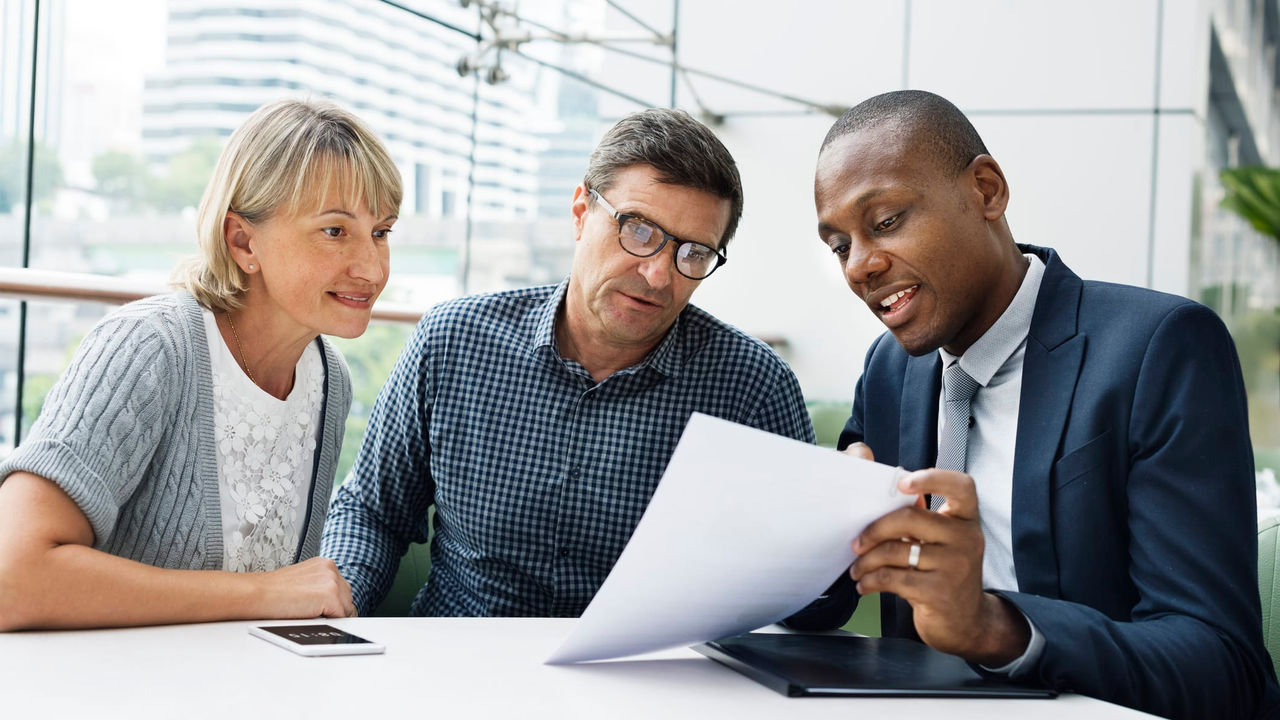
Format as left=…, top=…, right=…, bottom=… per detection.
left=249, top=623, right=385, bottom=657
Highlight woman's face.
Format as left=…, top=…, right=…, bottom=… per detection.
left=241, top=175, right=396, bottom=339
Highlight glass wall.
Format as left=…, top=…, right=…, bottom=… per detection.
left=1197, top=25, right=1280, bottom=477
left=0, top=0, right=666, bottom=467
left=9, top=0, right=1276, bottom=480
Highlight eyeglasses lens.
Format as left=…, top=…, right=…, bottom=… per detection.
left=676, top=243, right=714, bottom=278
left=620, top=219, right=661, bottom=253
left=616, top=215, right=720, bottom=280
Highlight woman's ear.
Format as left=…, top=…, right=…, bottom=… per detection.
left=223, top=212, right=257, bottom=274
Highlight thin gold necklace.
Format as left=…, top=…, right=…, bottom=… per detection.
left=225, top=313, right=256, bottom=385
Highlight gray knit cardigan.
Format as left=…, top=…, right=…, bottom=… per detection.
left=0, top=292, right=352, bottom=569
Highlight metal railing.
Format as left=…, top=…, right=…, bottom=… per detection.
left=0, top=267, right=425, bottom=324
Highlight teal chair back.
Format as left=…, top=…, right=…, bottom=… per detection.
left=372, top=507, right=436, bottom=617
left=373, top=541, right=432, bottom=616
left=807, top=401, right=851, bottom=449
left=1259, top=515, right=1280, bottom=678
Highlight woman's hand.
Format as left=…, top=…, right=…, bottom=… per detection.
left=251, top=557, right=357, bottom=619
left=0, top=472, right=358, bottom=629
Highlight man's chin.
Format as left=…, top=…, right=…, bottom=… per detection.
left=890, top=328, right=942, bottom=357
left=602, top=312, right=675, bottom=345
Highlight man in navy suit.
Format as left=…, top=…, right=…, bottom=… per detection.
left=801, top=89, right=1280, bottom=719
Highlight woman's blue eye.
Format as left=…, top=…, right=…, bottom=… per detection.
left=373, top=228, right=392, bottom=239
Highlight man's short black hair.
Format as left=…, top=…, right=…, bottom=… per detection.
left=821, top=90, right=989, bottom=176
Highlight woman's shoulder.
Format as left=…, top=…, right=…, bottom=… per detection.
left=110, top=291, right=200, bottom=325
left=83, top=292, right=205, bottom=366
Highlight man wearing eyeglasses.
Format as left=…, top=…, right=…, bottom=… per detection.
left=321, top=108, right=814, bottom=618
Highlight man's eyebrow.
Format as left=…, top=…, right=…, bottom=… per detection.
left=849, top=186, right=896, bottom=212
left=832, top=183, right=924, bottom=222
left=817, top=187, right=893, bottom=236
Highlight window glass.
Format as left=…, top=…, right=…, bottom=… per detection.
left=1198, top=98, right=1280, bottom=476
left=7, top=0, right=668, bottom=472
left=0, top=0, right=38, bottom=452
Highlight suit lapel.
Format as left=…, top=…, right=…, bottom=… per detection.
left=1011, top=245, right=1085, bottom=598
left=886, top=353, right=942, bottom=641
left=900, top=353, right=941, bottom=471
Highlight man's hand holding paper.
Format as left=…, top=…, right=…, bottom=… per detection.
left=849, top=464, right=1031, bottom=667
left=547, top=413, right=914, bottom=664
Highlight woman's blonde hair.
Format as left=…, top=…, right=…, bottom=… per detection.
left=175, top=98, right=402, bottom=311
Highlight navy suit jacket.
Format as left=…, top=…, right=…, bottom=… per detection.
left=803, top=245, right=1279, bottom=718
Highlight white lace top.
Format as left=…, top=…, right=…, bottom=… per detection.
left=202, top=310, right=324, bottom=573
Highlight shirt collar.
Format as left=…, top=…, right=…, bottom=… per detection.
left=644, top=313, right=684, bottom=377
left=531, top=278, right=568, bottom=353
left=938, top=252, right=1046, bottom=386
left=531, top=277, right=686, bottom=379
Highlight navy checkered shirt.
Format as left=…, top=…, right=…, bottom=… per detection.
left=321, top=279, right=814, bottom=617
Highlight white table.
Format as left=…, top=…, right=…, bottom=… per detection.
left=0, top=618, right=1155, bottom=719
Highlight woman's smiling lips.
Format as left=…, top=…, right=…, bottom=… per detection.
left=329, top=291, right=375, bottom=309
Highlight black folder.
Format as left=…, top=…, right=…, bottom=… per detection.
left=695, top=633, right=1058, bottom=699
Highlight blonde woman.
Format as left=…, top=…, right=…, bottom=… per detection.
left=0, top=99, right=401, bottom=630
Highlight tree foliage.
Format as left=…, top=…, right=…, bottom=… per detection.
left=0, top=139, right=63, bottom=213
left=92, top=150, right=151, bottom=210
left=1217, top=168, right=1280, bottom=464
left=146, top=136, right=222, bottom=212
left=328, top=323, right=415, bottom=486
left=1220, top=166, right=1280, bottom=241
left=89, top=135, right=223, bottom=213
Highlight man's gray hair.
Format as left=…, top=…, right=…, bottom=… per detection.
left=584, top=108, right=743, bottom=247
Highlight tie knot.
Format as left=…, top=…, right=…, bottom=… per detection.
left=943, top=362, right=979, bottom=403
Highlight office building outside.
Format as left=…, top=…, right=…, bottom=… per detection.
left=0, top=0, right=1277, bottom=473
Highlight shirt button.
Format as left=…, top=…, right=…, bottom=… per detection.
left=559, top=548, right=570, bottom=558
left=568, top=467, right=581, bottom=480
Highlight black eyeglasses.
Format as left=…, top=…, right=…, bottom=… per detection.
left=588, top=189, right=728, bottom=280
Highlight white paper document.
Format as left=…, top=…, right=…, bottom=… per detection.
left=546, top=412, right=914, bottom=664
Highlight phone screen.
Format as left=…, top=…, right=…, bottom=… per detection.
left=256, top=624, right=374, bottom=646
left=250, top=623, right=385, bottom=656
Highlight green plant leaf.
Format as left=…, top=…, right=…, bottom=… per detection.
left=1220, top=167, right=1280, bottom=241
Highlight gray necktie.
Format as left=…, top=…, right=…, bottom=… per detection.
left=932, top=361, right=979, bottom=511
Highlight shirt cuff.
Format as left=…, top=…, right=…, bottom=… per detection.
left=979, top=609, right=1044, bottom=678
